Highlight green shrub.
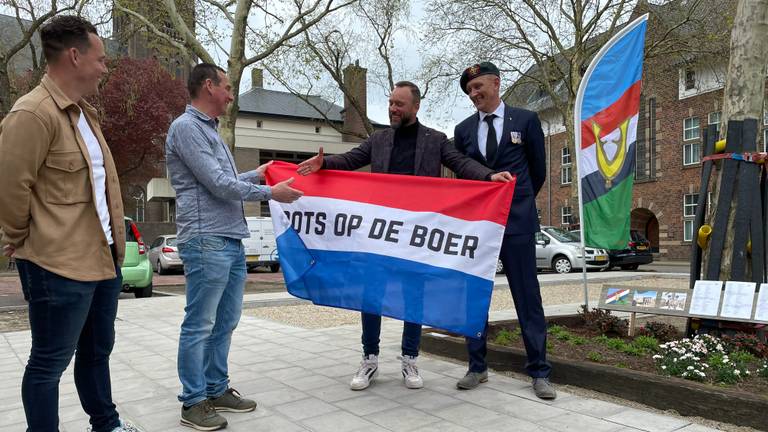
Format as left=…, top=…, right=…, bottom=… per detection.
left=587, top=351, right=604, bottom=362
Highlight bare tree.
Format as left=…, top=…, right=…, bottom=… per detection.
left=423, top=0, right=732, bottom=201
left=0, top=0, right=95, bottom=115
left=263, top=0, right=414, bottom=140
left=114, top=0, right=355, bottom=150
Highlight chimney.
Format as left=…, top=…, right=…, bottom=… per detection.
left=251, top=68, right=263, bottom=89
left=342, top=61, right=368, bottom=143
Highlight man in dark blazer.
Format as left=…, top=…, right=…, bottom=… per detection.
left=297, top=80, right=512, bottom=392
left=453, top=62, right=555, bottom=399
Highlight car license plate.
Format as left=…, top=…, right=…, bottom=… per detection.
left=246, top=256, right=259, bottom=263
left=596, top=255, right=607, bottom=261
left=637, top=245, right=647, bottom=250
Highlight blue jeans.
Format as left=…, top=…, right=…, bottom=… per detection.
left=361, top=313, right=421, bottom=357
left=177, top=236, right=246, bottom=407
left=17, top=258, right=122, bottom=432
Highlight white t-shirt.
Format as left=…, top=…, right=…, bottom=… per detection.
left=77, top=111, right=113, bottom=245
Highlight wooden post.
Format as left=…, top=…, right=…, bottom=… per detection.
left=628, top=312, right=636, bottom=337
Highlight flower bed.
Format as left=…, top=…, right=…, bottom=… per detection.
left=420, top=311, right=768, bottom=429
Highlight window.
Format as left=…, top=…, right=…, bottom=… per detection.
left=166, top=201, right=176, bottom=223
left=683, top=194, right=699, bottom=241
left=683, top=142, right=701, bottom=165
left=684, top=68, right=696, bottom=90
left=256, top=120, right=263, bottom=128
left=708, top=111, right=721, bottom=135
left=683, top=194, right=698, bottom=242
left=764, top=128, right=768, bottom=152
left=315, top=126, right=322, bottom=134
left=764, top=100, right=767, bottom=126
left=561, top=206, right=572, bottom=226
left=684, top=117, right=700, bottom=141
left=536, top=208, right=542, bottom=221
left=684, top=194, right=698, bottom=218
left=560, top=147, right=572, bottom=185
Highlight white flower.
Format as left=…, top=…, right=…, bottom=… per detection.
left=734, top=370, right=741, bottom=375
left=653, top=355, right=662, bottom=359
left=661, top=365, right=667, bottom=370
left=687, top=366, right=694, bottom=370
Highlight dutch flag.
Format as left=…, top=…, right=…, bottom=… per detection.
left=265, top=161, right=515, bottom=338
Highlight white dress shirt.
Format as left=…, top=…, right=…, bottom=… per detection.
left=477, top=102, right=505, bottom=159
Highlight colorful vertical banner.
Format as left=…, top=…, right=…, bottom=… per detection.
left=575, top=14, right=649, bottom=249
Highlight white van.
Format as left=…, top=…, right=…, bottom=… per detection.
left=243, top=217, right=280, bottom=272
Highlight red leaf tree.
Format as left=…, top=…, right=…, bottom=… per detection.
left=92, top=57, right=188, bottom=178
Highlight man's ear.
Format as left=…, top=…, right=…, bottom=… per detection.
left=67, top=47, right=79, bottom=67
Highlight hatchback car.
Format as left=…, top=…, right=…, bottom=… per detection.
left=148, top=235, right=182, bottom=274
left=496, top=227, right=609, bottom=274
left=121, top=217, right=153, bottom=298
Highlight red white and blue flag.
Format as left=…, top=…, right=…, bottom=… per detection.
left=576, top=14, right=648, bottom=250
left=265, top=161, right=515, bottom=338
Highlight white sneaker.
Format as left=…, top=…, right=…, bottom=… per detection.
left=350, top=354, right=378, bottom=390
left=89, top=419, right=145, bottom=432
left=400, top=355, right=424, bottom=389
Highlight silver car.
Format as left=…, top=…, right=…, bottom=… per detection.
left=496, top=226, right=609, bottom=274
left=148, top=235, right=183, bottom=274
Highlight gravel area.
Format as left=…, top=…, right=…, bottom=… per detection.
left=243, top=276, right=690, bottom=329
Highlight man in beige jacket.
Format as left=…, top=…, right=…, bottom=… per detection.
left=0, top=16, right=141, bottom=432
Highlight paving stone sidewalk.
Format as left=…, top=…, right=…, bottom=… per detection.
left=0, top=295, right=723, bottom=432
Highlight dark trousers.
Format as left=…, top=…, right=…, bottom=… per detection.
left=361, top=312, right=421, bottom=357
left=17, top=258, right=122, bottom=432
left=465, top=233, right=551, bottom=378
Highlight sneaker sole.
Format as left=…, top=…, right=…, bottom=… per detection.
left=180, top=418, right=228, bottom=431
left=350, top=369, right=378, bottom=391
left=404, top=381, right=424, bottom=389
left=214, top=405, right=257, bottom=413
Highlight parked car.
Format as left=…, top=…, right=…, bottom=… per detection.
left=148, top=235, right=183, bottom=274
left=607, top=230, right=654, bottom=270
left=243, top=216, right=280, bottom=272
left=497, top=226, right=609, bottom=274
left=121, top=217, right=153, bottom=297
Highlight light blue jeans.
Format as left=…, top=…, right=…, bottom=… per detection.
left=177, top=235, right=246, bottom=406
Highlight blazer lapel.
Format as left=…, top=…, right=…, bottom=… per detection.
left=414, top=124, right=428, bottom=175
left=380, top=129, right=394, bottom=173
left=469, top=113, right=485, bottom=162
left=500, top=104, right=514, bottom=150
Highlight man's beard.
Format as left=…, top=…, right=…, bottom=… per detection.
left=390, top=112, right=413, bottom=129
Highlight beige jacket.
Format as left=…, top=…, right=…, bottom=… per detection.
left=0, top=75, right=125, bottom=281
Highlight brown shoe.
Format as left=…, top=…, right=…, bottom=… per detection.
left=210, top=388, right=257, bottom=413
left=180, top=399, right=227, bottom=431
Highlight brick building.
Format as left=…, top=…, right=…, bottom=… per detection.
left=506, top=4, right=767, bottom=260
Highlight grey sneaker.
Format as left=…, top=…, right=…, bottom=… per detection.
left=456, top=370, right=488, bottom=390
left=180, top=400, right=228, bottom=431
left=210, top=387, right=257, bottom=413
left=532, top=377, right=557, bottom=399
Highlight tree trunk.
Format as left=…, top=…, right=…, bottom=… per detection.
left=704, top=0, right=768, bottom=280
left=0, top=63, right=14, bottom=116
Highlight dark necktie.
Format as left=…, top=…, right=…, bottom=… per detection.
left=484, top=114, right=497, bottom=162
